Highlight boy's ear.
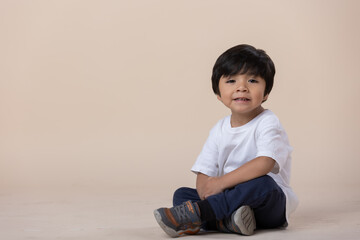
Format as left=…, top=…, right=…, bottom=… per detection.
left=216, top=94, right=222, bottom=101
left=262, top=94, right=269, bottom=103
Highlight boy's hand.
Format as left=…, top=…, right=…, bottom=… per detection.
left=195, top=156, right=275, bottom=200
left=196, top=173, right=224, bottom=200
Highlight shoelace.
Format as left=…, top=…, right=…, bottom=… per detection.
left=173, top=203, right=191, bottom=223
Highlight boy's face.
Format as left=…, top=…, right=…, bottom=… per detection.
left=217, top=73, right=268, bottom=122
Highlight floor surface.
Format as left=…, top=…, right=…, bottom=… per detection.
left=1, top=185, right=359, bottom=240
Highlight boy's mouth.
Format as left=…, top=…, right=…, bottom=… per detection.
left=234, top=97, right=250, bottom=101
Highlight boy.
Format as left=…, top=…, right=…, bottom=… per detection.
left=153, top=44, right=298, bottom=237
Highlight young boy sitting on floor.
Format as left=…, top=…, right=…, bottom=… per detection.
left=154, top=44, right=299, bottom=238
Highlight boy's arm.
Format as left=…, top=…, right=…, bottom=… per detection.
left=196, top=173, right=211, bottom=200
left=196, top=156, right=275, bottom=200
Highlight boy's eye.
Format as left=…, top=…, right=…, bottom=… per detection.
left=248, top=79, right=258, bottom=83
left=226, top=79, right=236, bottom=83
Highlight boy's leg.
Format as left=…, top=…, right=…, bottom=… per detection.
left=173, top=187, right=218, bottom=231
left=154, top=187, right=214, bottom=237
left=154, top=176, right=286, bottom=237
left=173, top=187, right=201, bottom=206
left=206, top=175, right=287, bottom=229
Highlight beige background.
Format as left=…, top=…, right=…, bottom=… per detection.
left=1, top=0, right=360, bottom=195
left=1, top=1, right=360, bottom=239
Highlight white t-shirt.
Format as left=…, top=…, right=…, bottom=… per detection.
left=191, top=110, right=298, bottom=220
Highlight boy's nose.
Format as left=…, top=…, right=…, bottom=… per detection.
left=236, top=82, right=248, bottom=92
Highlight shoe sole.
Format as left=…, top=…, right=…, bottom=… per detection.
left=232, top=205, right=256, bottom=236
left=153, top=210, right=200, bottom=238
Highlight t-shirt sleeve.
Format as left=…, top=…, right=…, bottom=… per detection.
left=191, top=124, right=220, bottom=177
left=255, top=116, right=292, bottom=174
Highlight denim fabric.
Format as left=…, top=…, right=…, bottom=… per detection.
left=173, top=175, right=286, bottom=229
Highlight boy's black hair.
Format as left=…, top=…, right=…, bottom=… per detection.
left=211, top=44, right=275, bottom=96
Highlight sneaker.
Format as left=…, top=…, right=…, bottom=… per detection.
left=154, top=200, right=202, bottom=238
left=217, top=205, right=256, bottom=235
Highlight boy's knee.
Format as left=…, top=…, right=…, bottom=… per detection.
left=250, top=175, right=279, bottom=190
left=173, top=187, right=189, bottom=199
left=172, top=187, right=199, bottom=207
left=173, top=187, right=188, bottom=206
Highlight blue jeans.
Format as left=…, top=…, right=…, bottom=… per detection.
left=173, top=175, right=287, bottom=229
